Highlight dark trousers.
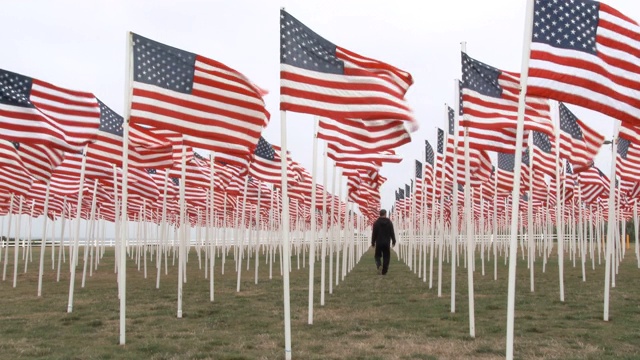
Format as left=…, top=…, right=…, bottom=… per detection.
left=374, top=244, right=391, bottom=275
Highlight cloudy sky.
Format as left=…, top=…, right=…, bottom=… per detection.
left=1, top=0, right=639, bottom=215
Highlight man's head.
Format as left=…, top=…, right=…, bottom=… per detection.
left=379, top=209, right=387, bottom=217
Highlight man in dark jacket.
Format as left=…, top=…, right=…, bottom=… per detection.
left=371, top=209, right=397, bottom=275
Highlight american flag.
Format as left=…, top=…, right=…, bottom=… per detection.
left=279, top=10, right=416, bottom=128
left=558, top=102, right=604, bottom=168
left=89, top=99, right=173, bottom=169
left=317, top=117, right=411, bottom=152
left=437, top=128, right=445, bottom=155
left=531, top=131, right=556, bottom=177
left=250, top=137, right=301, bottom=185
left=425, top=140, right=434, bottom=167
left=0, top=68, right=100, bottom=152
left=578, top=165, right=609, bottom=204
left=13, top=142, right=64, bottom=183
left=460, top=52, right=554, bottom=142
left=415, top=160, right=422, bottom=180
left=527, top=0, right=640, bottom=127
left=616, top=137, right=640, bottom=182
left=496, top=152, right=518, bottom=191
left=128, top=33, right=270, bottom=158
left=328, top=143, right=400, bottom=173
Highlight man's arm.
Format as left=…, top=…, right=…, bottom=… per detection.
left=390, top=221, right=397, bottom=247
left=371, top=222, right=378, bottom=247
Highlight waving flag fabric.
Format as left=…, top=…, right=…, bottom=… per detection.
left=527, top=0, right=640, bottom=127
left=128, top=33, right=269, bottom=157
left=279, top=10, right=415, bottom=128
left=460, top=52, right=553, bottom=138
left=557, top=102, right=604, bottom=168
left=0, top=69, right=100, bottom=152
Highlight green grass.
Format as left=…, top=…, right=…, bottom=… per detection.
left=0, top=243, right=639, bottom=359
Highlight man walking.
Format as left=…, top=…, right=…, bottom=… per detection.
left=371, top=209, right=397, bottom=275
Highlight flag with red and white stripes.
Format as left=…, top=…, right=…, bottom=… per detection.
left=279, top=10, right=416, bottom=129
left=128, top=33, right=270, bottom=159
left=0, top=68, right=100, bottom=152
left=527, top=0, right=640, bottom=127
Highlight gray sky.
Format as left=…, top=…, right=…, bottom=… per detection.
left=1, top=0, right=638, bottom=224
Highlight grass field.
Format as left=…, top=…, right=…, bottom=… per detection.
left=0, top=244, right=639, bottom=359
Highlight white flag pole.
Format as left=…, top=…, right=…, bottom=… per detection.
left=66, top=145, right=88, bottom=308
left=280, top=109, right=293, bottom=360
left=209, top=153, right=216, bottom=301
left=604, top=122, right=620, bottom=321
left=118, top=31, right=134, bottom=345
left=320, top=141, right=328, bottom=305
left=12, top=196, right=24, bottom=288
left=308, top=117, right=319, bottom=324
left=37, top=181, right=52, bottom=296
left=506, top=0, right=535, bottom=358
left=553, top=101, right=565, bottom=302
left=2, top=194, right=15, bottom=281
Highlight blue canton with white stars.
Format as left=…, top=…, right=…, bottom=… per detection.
left=0, top=69, right=34, bottom=107
left=280, top=10, right=344, bottom=74
left=415, top=160, right=423, bottom=179
left=171, top=177, right=180, bottom=186
left=498, top=152, right=515, bottom=172
left=437, top=128, right=444, bottom=154
left=254, top=136, right=276, bottom=160
left=461, top=52, right=502, bottom=99
left=132, top=33, right=197, bottom=94
left=447, top=106, right=455, bottom=135
left=425, top=140, right=434, bottom=166
left=559, top=102, right=584, bottom=140
left=146, top=168, right=157, bottom=175
left=532, top=0, right=599, bottom=54
left=566, top=161, right=573, bottom=174
left=532, top=131, right=552, bottom=153
left=97, top=99, right=123, bottom=137
left=522, top=149, right=531, bottom=166
left=617, top=137, right=630, bottom=159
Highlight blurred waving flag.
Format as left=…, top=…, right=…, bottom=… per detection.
left=557, top=102, right=603, bottom=169
left=527, top=0, right=640, bottom=127
left=0, top=69, right=100, bottom=152
left=460, top=52, right=553, bottom=139
left=128, top=33, right=270, bottom=160
left=279, top=10, right=416, bottom=129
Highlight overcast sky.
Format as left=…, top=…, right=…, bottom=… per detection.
left=1, top=0, right=639, bottom=218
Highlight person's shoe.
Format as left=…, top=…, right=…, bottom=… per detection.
left=377, top=265, right=381, bottom=275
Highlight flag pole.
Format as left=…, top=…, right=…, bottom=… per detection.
left=308, top=116, right=319, bottom=324
left=119, top=31, right=134, bottom=345
left=209, top=153, right=216, bottom=301
left=280, top=109, right=293, bottom=360
left=320, top=141, right=329, bottom=304
left=37, top=181, right=51, bottom=296
left=603, top=121, right=620, bottom=321
left=553, top=101, right=565, bottom=302
left=506, top=0, right=535, bottom=358
left=66, top=145, right=88, bottom=309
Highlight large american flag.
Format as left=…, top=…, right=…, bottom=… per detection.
left=616, top=137, right=640, bottom=182
left=527, top=0, right=640, bottom=127
left=558, top=102, right=604, bottom=168
left=460, top=52, right=554, bottom=140
left=128, top=33, right=270, bottom=158
left=317, top=116, right=411, bottom=152
left=89, top=99, right=173, bottom=169
left=249, top=137, right=301, bottom=185
left=530, top=131, right=557, bottom=177
left=279, top=10, right=416, bottom=128
left=0, top=68, right=100, bottom=152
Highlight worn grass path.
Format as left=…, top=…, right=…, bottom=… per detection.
left=0, top=245, right=639, bottom=359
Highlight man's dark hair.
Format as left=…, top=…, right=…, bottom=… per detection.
left=379, top=209, right=387, bottom=217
